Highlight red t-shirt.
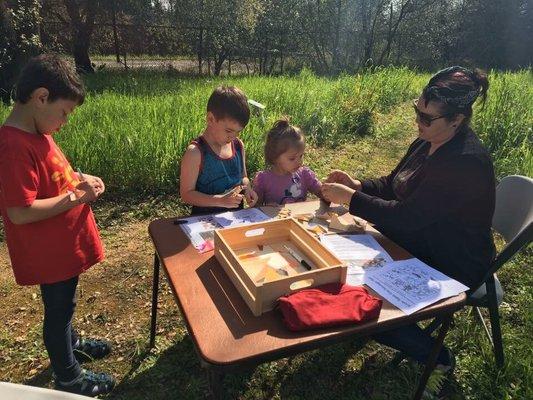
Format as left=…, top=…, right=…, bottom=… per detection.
left=0, top=126, right=104, bottom=285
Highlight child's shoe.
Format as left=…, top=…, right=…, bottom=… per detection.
left=55, top=369, right=115, bottom=397
left=74, top=338, right=112, bottom=362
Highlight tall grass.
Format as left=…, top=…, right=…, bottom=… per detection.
left=473, top=70, right=533, bottom=178
left=0, top=68, right=530, bottom=194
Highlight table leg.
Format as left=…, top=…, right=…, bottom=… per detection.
left=207, top=368, right=225, bottom=400
left=413, top=314, right=453, bottom=400
left=149, top=252, right=160, bottom=348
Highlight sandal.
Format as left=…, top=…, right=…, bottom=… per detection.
left=73, top=338, right=112, bottom=362
left=56, top=369, right=115, bottom=397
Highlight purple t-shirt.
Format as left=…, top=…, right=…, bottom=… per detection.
left=253, top=167, right=322, bottom=205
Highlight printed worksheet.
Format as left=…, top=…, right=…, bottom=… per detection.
left=365, top=258, right=469, bottom=315
left=213, top=208, right=271, bottom=228
left=319, top=234, right=393, bottom=285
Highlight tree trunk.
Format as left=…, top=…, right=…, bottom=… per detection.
left=63, top=0, right=97, bottom=73
left=377, top=0, right=413, bottom=65
left=111, top=0, right=120, bottom=63
left=0, top=0, right=41, bottom=103
left=73, top=28, right=94, bottom=73
left=332, top=0, right=342, bottom=73
left=197, top=28, right=203, bottom=75
left=213, top=50, right=226, bottom=76
left=361, top=0, right=386, bottom=68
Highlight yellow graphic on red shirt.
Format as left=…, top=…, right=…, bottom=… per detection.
left=50, top=149, right=80, bottom=194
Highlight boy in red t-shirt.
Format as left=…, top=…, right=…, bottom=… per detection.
left=0, top=55, right=114, bottom=397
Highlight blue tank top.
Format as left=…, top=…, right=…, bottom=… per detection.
left=190, top=135, right=244, bottom=215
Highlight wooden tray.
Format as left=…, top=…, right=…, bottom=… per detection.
left=214, top=218, right=346, bottom=316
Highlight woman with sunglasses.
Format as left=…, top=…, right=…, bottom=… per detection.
left=322, top=66, right=495, bottom=374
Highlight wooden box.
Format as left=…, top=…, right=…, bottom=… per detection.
left=214, top=218, right=346, bottom=316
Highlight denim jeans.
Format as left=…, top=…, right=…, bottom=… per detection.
left=373, top=323, right=451, bottom=365
left=40, top=276, right=82, bottom=382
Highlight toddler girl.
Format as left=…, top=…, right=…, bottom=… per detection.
left=254, top=119, right=322, bottom=205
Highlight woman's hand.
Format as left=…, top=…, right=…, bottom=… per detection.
left=325, top=170, right=361, bottom=190
left=321, top=183, right=356, bottom=205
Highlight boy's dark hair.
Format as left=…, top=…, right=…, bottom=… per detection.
left=13, top=54, right=85, bottom=105
left=207, top=86, right=250, bottom=127
left=264, top=118, right=305, bottom=166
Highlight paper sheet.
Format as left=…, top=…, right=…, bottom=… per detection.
left=213, top=208, right=270, bottom=228
left=365, top=258, right=469, bottom=315
left=319, top=234, right=393, bottom=285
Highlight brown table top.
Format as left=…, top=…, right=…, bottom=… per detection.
left=149, top=201, right=465, bottom=367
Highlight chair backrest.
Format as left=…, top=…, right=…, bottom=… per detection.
left=492, top=175, right=533, bottom=243
left=479, top=175, right=533, bottom=285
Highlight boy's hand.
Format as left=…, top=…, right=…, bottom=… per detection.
left=216, top=190, right=244, bottom=208
left=80, top=173, right=106, bottom=196
left=75, top=180, right=100, bottom=204
left=244, top=187, right=258, bottom=207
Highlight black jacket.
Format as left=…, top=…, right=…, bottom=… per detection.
left=350, top=127, right=496, bottom=290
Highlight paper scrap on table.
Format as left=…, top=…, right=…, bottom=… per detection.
left=365, top=258, right=469, bottom=315
left=213, top=208, right=271, bottom=228
left=178, top=215, right=222, bottom=252
left=319, top=234, right=393, bottom=285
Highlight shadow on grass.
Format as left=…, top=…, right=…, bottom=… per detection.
left=108, top=335, right=208, bottom=400
left=21, top=336, right=466, bottom=400
left=24, top=366, right=54, bottom=389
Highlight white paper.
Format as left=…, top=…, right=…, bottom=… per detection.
left=319, top=234, right=393, bottom=285
left=365, top=258, right=469, bottom=315
left=213, top=208, right=270, bottom=228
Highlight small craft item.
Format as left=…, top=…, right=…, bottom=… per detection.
left=329, top=212, right=367, bottom=233
left=293, top=213, right=313, bottom=222
left=277, top=207, right=291, bottom=219
left=316, top=210, right=336, bottom=221
left=283, top=245, right=313, bottom=270
left=278, top=283, right=383, bottom=331
left=317, top=199, right=331, bottom=213
left=223, top=185, right=245, bottom=196
left=307, top=224, right=328, bottom=235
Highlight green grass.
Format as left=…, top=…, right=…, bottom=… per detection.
left=0, top=68, right=530, bottom=195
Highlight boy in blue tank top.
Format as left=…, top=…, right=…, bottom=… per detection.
left=180, top=86, right=258, bottom=215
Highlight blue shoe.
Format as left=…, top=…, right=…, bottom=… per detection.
left=55, top=369, right=115, bottom=397
left=74, top=338, right=112, bottom=362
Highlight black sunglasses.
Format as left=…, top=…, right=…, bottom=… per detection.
left=413, top=99, right=453, bottom=127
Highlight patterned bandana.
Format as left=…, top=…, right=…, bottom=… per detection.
left=425, top=66, right=481, bottom=109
